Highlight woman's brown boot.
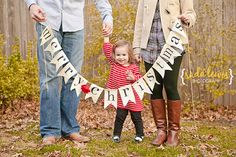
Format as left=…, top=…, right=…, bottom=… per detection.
left=151, top=99, right=167, bottom=146
left=166, top=100, right=181, bottom=146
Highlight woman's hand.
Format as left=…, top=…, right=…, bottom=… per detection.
left=178, top=14, right=190, bottom=25
left=134, top=54, right=142, bottom=63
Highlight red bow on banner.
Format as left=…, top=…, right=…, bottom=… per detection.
left=81, top=84, right=90, bottom=93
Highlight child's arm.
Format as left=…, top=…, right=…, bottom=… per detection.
left=103, top=36, right=114, bottom=64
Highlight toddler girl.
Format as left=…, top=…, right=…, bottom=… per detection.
left=103, top=36, right=144, bottom=143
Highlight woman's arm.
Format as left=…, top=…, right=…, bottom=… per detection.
left=133, top=0, right=144, bottom=54
left=179, top=0, right=196, bottom=28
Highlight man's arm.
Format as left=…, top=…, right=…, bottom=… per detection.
left=94, top=0, right=113, bottom=36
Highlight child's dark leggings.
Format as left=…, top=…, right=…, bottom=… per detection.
left=113, top=108, right=144, bottom=137
left=144, top=55, right=183, bottom=100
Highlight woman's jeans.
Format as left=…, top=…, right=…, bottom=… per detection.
left=36, top=23, right=84, bottom=138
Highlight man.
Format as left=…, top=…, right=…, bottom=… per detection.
left=25, top=0, right=113, bottom=145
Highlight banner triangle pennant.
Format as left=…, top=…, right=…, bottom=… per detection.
left=160, top=44, right=181, bottom=65
left=104, top=89, right=117, bottom=109
left=85, top=84, right=104, bottom=103
left=171, top=19, right=187, bottom=40
left=51, top=50, right=69, bottom=72
left=40, top=26, right=54, bottom=46
left=58, top=62, right=77, bottom=84
left=166, top=31, right=184, bottom=51
left=45, top=37, right=62, bottom=57
left=118, top=85, right=136, bottom=106
left=132, top=78, right=152, bottom=100
left=143, top=68, right=159, bottom=91
left=70, top=74, right=88, bottom=96
left=152, top=57, right=172, bottom=78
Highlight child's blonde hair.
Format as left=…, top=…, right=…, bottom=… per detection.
left=112, top=40, right=135, bottom=64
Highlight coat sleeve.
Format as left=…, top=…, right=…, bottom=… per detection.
left=180, top=0, right=196, bottom=28
left=133, top=0, right=144, bottom=54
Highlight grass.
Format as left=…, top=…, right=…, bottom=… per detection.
left=1, top=120, right=236, bottom=157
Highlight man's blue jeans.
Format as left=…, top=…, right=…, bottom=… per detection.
left=36, top=23, right=84, bottom=138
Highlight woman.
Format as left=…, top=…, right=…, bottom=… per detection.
left=133, top=0, right=196, bottom=146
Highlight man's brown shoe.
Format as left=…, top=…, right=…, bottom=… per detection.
left=42, top=136, right=56, bottom=146
left=67, top=133, right=90, bottom=143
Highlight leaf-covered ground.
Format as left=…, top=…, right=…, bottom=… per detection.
left=0, top=100, right=236, bottom=157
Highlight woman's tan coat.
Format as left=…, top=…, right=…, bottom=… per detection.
left=133, top=0, right=196, bottom=54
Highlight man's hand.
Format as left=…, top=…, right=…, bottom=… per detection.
left=177, top=14, right=190, bottom=25
left=29, top=4, right=46, bottom=22
left=102, top=23, right=113, bottom=37
left=126, top=70, right=135, bottom=81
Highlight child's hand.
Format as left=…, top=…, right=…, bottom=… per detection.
left=103, top=26, right=110, bottom=43
left=126, top=70, right=135, bottom=81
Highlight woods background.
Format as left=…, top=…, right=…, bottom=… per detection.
left=0, top=0, right=235, bottom=107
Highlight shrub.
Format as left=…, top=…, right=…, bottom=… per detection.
left=0, top=36, right=39, bottom=110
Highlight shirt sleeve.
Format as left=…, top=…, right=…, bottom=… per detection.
left=24, top=0, right=37, bottom=8
left=103, top=42, right=114, bottom=64
left=94, top=0, right=113, bottom=25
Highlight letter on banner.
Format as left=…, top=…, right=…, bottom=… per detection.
left=58, top=62, right=77, bottom=84
left=70, top=74, right=88, bottom=96
left=104, top=89, right=117, bottom=109
left=40, top=26, right=54, bottom=46
left=85, top=84, right=104, bottom=103
left=152, top=57, right=172, bottom=78
left=118, top=85, right=136, bottom=106
left=45, top=38, right=62, bottom=57
left=51, top=50, right=69, bottom=72
left=171, top=19, right=187, bottom=40
left=166, top=31, right=183, bottom=51
left=160, top=44, right=181, bottom=65
left=132, top=78, right=152, bottom=100
left=143, top=68, right=159, bottom=91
